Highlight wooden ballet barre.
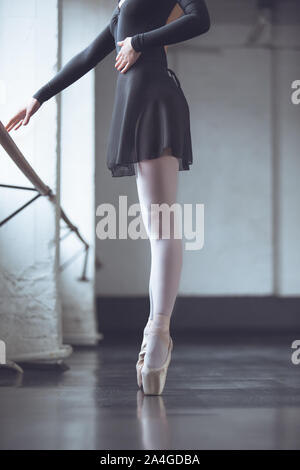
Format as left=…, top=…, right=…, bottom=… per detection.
left=0, top=120, right=101, bottom=277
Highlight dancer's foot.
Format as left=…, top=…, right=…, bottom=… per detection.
left=142, top=331, right=173, bottom=395
left=144, top=313, right=171, bottom=369
left=136, top=316, right=153, bottom=387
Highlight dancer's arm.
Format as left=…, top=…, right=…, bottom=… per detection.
left=131, top=0, right=210, bottom=52
left=33, top=24, right=116, bottom=105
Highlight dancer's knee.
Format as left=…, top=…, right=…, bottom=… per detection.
left=148, top=208, right=181, bottom=240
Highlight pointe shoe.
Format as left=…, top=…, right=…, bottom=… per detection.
left=136, top=319, right=153, bottom=388
left=141, top=334, right=173, bottom=396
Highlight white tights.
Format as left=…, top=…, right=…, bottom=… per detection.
left=135, top=152, right=183, bottom=368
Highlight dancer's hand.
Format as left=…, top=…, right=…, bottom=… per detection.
left=116, top=37, right=141, bottom=73
left=5, top=98, right=41, bottom=132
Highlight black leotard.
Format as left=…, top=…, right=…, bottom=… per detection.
left=33, top=0, right=210, bottom=177
left=33, top=0, right=210, bottom=105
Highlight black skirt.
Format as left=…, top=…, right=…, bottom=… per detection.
left=106, top=53, right=193, bottom=177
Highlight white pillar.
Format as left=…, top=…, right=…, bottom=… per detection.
left=59, top=0, right=113, bottom=345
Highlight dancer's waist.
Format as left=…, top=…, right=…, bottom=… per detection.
left=134, top=50, right=182, bottom=90
left=137, top=47, right=168, bottom=68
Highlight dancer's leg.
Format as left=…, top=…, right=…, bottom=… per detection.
left=135, top=153, right=183, bottom=368
left=149, top=284, right=154, bottom=321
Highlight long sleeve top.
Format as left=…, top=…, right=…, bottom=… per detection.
left=33, top=0, right=210, bottom=105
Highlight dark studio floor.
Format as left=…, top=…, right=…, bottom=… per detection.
left=0, top=332, right=300, bottom=450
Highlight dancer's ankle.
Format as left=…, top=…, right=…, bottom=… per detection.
left=144, top=317, right=153, bottom=334
left=152, top=313, right=171, bottom=332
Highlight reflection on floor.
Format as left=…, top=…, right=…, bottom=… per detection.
left=0, top=332, right=299, bottom=450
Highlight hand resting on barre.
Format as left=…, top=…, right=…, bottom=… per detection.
left=5, top=98, right=41, bottom=132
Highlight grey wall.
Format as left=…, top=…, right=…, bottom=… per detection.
left=273, top=1, right=300, bottom=295
left=94, top=0, right=300, bottom=297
